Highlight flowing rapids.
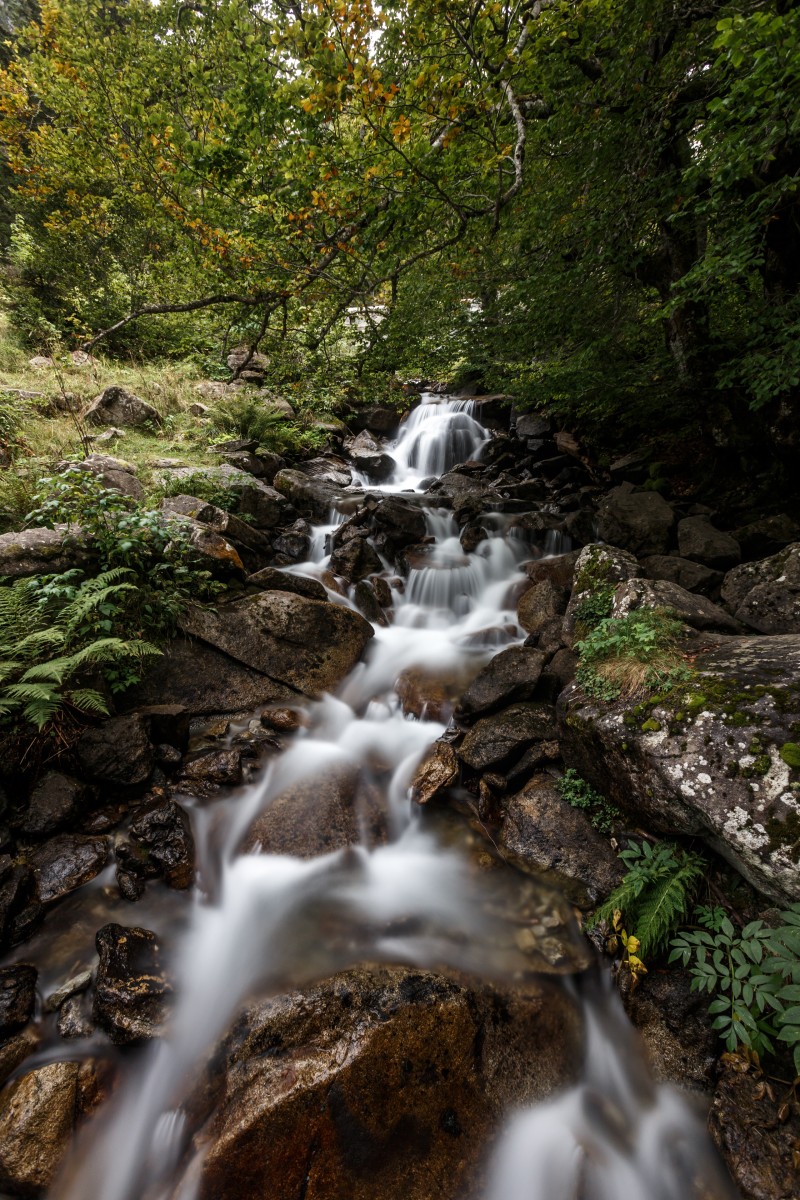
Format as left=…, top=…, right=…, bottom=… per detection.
left=46, top=396, right=732, bottom=1200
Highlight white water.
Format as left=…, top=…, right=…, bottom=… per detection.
left=49, top=396, right=732, bottom=1200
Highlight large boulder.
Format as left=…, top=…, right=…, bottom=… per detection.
left=196, top=967, right=581, bottom=1200
left=611, top=577, right=741, bottom=634
left=161, top=465, right=288, bottom=529
left=369, top=496, right=427, bottom=557
left=24, top=835, right=110, bottom=904
left=180, top=591, right=374, bottom=698
left=18, top=772, right=94, bottom=838
left=0, top=1061, right=81, bottom=1195
left=0, top=526, right=89, bottom=579
left=161, top=495, right=272, bottom=563
left=458, top=702, right=557, bottom=771
left=640, top=555, right=722, bottom=597
left=243, top=764, right=387, bottom=856
left=677, top=516, right=740, bottom=568
left=121, top=637, right=300, bottom=716
left=455, top=646, right=545, bottom=719
left=84, top=386, right=161, bottom=428
left=499, top=776, right=623, bottom=907
left=558, top=634, right=800, bottom=903
left=0, top=858, right=42, bottom=953
left=72, top=454, right=144, bottom=500
left=721, top=544, right=800, bottom=634
left=328, top=536, right=383, bottom=582
left=595, top=485, right=675, bottom=556
left=0, top=965, right=37, bottom=1036
left=76, top=714, right=154, bottom=786
left=346, top=430, right=396, bottom=481
left=517, top=579, right=569, bottom=636
left=272, top=468, right=343, bottom=519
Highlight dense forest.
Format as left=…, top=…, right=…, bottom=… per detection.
left=1, top=0, right=799, bottom=466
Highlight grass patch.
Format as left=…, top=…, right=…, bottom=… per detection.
left=575, top=607, right=690, bottom=702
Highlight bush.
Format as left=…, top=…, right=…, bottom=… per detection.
left=575, top=607, right=689, bottom=700
left=0, top=568, right=160, bottom=730
left=27, top=468, right=221, bottom=639
left=207, top=392, right=327, bottom=457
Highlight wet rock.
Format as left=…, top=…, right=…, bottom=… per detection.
left=595, top=484, right=675, bottom=556
left=329, top=536, right=383, bottom=582
left=458, top=702, right=557, bottom=772
left=127, top=799, right=195, bottom=889
left=25, top=835, right=110, bottom=904
left=640, top=554, right=723, bottom=597
left=0, top=859, right=42, bottom=952
left=260, top=708, right=305, bottom=733
left=180, top=748, right=244, bottom=791
left=562, top=542, right=641, bottom=643
left=0, top=526, right=89, bottom=579
left=733, top=513, right=800, bottom=561
left=272, top=467, right=343, bottom=518
left=0, top=1060, right=80, bottom=1195
left=622, top=969, right=717, bottom=1091
left=677, top=516, right=741, bottom=568
left=369, top=496, right=427, bottom=557
left=347, top=430, right=396, bottom=481
left=611, top=577, right=741, bottom=633
left=558, top=634, right=800, bottom=903
left=498, top=776, right=623, bottom=907
left=84, top=386, right=161, bottom=428
left=459, top=521, right=487, bottom=554
left=243, top=764, right=387, bottom=856
left=272, top=519, right=312, bottom=563
left=710, top=1059, right=800, bottom=1200
left=44, top=970, right=92, bottom=1014
left=247, top=565, right=327, bottom=601
left=76, top=714, right=153, bottom=786
left=353, top=579, right=387, bottom=624
left=163, top=464, right=289, bottom=529
left=0, top=1029, right=39, bottom=1090
left=721, top=544, right=800, bottom=634
left=180, top=591, right=373, bottom=698
left=429, top=470, right=503, bottom=523
left=411, top=742, right=460, bottom=805
left=161, top=495, right=272, bottom=563
left=57, top=995, right=95, bottom=1040
left=92, top=923, right=171, bottom=1045
left=395, top=667, right=466, bottom=722
left=19, top=772, right=93, bottom=837
left=523, top=549, right=581, bottom=591
left=198, top=967, right=580, bottom=1200
left=456, top=646, right=545, bottom=719
left=0, top=966, right=37, bottom=1035
left=363, top=406, right=399, bottom=435
left=122, top=637, right=299, bottom=716
left=518, top=579, right=569, bottom=636
left=179, top=519, right=246, bottom=577
left=538, top=648, right=578, bottom=700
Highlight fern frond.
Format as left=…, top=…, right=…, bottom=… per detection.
left=632, top=855, right=705, bottom=957
left=66, top=688, right=110, bottom=716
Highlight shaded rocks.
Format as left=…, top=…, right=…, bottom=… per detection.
left=677, top=516, right=740, bottom=568
left=161, top=495, right=272, bottom=568
left=0, top=1061, right=81, bottom=1195
left=0, top=965, right=37, bottom=1035
left=197, top=967, right=580, bottom=1200
left=248, top=565, right=326, bottom=601
left=640, top=555, right=722, bottom=597
left=411, top=742, right=460, bottom=805
left=272, top=468, right=343, bottom=519
left=76, top=714, right=153, bottom=787
left=595, top=485, right=674, bottom=556
left=118, top=799, right=195, bottom=891
left=180, top=591, right=373, bottom=698
left=721, top=544, right=800, bottom=634
left=0, top=526, right=88, bottom=579
left=0, top=859, right=41, bottom=953
left=611, top=577, right=741, bottom=634
left=226, top=345, right=269, bottom=381
left=563, top=543, right=640, bottom=642
left=459, top=702, right=557, bottom=772
left=733, top=513, right=800, bottom=561
left=346, top=430, right=396, bottom=481
left=84, top=386, right=161, bottom=428
left=517, top=579, right=569, bottom=636
left=559, top=634, right=800, bottom=903
left=25, top=835, right=110, bottom=904
left=498, top=776, right=623, bottom=908
left=92, top=923, right=170, bottom=1044
left=524, top=549, right=580, bottom=591
left=456, top=646, right=545, bottom=719
left=299, top=455, right=352, bottom=486
left=329, top=536, right=383, bottom=582
left=369, top=496, right=427, bottom=559
left=18, top=772, right=94, bottom=838
left=163, top=465, right=288, bottom=529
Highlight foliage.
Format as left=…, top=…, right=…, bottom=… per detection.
left=573, top=586, right=615, bottom=635
left=594, top=840, right=707, bottom=960
left=27, top=467, right=221, bottom=637
left=0, top=568, right=160, bottom=729
left=575, top=608, right=690, bottom=701
left=207, top=392, right=327, bottom=457
left=556, top=767, right=620, bottom=835
left=0, top=390, right=29, bottom=458
left=671, top=904, right=800, bottom=1073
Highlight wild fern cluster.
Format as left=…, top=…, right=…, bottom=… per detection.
left=0, top=569, right=160, bottom=729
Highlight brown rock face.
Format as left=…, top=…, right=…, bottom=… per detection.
left=0, top=1061, right=79, bottom=1196
left=197, top=967, right=581, bottom=1200
left=411, top=742, right=460, bottom=804
left=92, top=924, right=171, bottom=1045
left=180, top=591, right=374, bottom=698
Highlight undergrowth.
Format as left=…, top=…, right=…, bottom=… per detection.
left=557, top=768, right=621, bottom=834
left=575, top=607, right=690, bottom=700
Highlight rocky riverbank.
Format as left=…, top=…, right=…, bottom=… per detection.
left=1, top=385, right=799, bottom=1198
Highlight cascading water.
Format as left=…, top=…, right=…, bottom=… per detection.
left=38, top=395, right=733, bottom=1200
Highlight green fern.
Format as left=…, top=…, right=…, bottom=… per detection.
left=593, top=840, right=707, bottom=958
left=0, top=570, right=161, bottom=729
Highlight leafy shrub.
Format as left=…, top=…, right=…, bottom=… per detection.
left=593, top=839, right=707, bottom=960
left=575, top=607, right=689, bottom=700
left=157, top=471, right=243, bottom=514
left=572, top=585, right=614, bottom=634
left=556, top=767, right=620, bottom=834
left=671, top=904, right=800, bottom=1071
left=0, top=569, right=160, bottom=729
left=208, top=393, right=327, bottom=457
left=27, top=468, right=221, bottom=638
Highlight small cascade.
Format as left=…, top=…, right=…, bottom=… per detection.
left=389, top=393, right=489, bottom=487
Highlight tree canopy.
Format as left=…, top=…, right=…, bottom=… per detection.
left=1, top=0, right=799, bottom=444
